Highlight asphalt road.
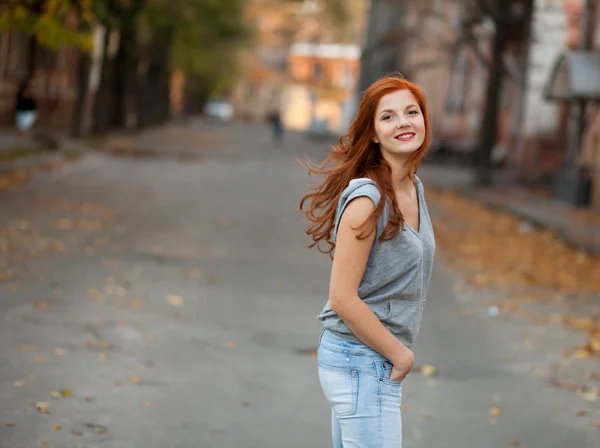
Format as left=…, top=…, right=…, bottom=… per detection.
left=0, top=120, right=598, bottom=448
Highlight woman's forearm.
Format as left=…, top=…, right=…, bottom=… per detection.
left=331, top=295, right=410, bottom=365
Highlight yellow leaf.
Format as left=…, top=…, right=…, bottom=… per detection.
left=419, top=364, right=439, bottom=377
left=53, top=347, right=68, bottom=356
left=166, top=294, right=184, bottom=307
left=490, top=407, right=502, bottom=415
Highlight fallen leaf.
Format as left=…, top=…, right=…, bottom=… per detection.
left=507, top=440, right=520, bottom=446
left=226, top=341, right=237, bottom=349
left=85, top=423, right=107, bottom=434
left=420, top=364, right=439, bottom=377
left=7, top=421, right=16, bottom=427
left=72, top=429, right=82, bottom=436
left=20, top=344, right=37, bottom=352
left=35, top=355, right=46, bottom=363
left=140, top=401, right=152, bottom=407
left=490, top=407, right=502, bottom=415
left=596, top=420, right=600, bottom=428
left=50, top=391, right=61, bottom=399
left=128, top=375, right=141, bottom=384
left=54, top=424, right=61, bottom=430
left=88, top=288, right=102, bottom=300
left=166, top=294, right=183, bottom=307
left=576, top=410, right=588, bottom=416
left=53, top=348, right=68, bottom=357
left=13, top=380, right=26, bottom=387
left=60, top=388, right=72, bottom=397
left=32, top=299, right=48, bottom=309
left=34, top=401, right=49, bottom=413
left=489, top=417, right=498, bottom=425
left=42, top=440, right=49, bottom=445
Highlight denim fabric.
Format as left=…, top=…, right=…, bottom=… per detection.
left=318, top=330, right=403, bottom=448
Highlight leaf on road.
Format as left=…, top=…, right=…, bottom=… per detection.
left=32, top=299, right=48, bottom=310
left=54, top=424, right=61, bottom=430
left=128, top=374, right=142, bottom=384
left=42, top=440, right=49, bottom=445
left=507, top=440, right=520, bottom=446
left=166, top=294, right=184, bottom=307
left=55, top=218, right=73, bottom=230
left=7, top=421, right=16, bottom=427
left=72, top=429, right=82, bottom=436
left=490, top=407, right=502, bottom=415
left=51, top=391, right=61, bottom=399
left=419, top=364, right=439, bottom=377
left=35, top=355, right=46, bottom=363
left=85, top=423, right=107, bottom=434
left=60, top=388, right=72, bottom=397
left=226, top=341, right=237, bottom=349
left=576, top=409, right=588, bottom=416
left=53, top=348, right=68, bottom=357
left=34, top=401, right=49, bottom=413
left=20, top=344, right=37, bottom=352
left=140, top=401, right=152, bottom=407
left=13, top=380, right=26, bottom=387
left=88, top=288, right=103, bottom=300
left=489, top=418, right=498, bottom=425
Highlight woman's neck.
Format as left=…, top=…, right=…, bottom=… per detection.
left=386, top=154, right=414, bottom=192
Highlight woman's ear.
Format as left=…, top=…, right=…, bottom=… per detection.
left=372, top=137, right=379, bottom=144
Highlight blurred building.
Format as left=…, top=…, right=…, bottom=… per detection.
left=284, top=43, right=360, bottom=133
left=231, top=0, right=367, bottom=134
left=360, top=0, right=600, bottom=209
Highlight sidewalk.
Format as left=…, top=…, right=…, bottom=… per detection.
left=418, top=164, right=600, bottom=255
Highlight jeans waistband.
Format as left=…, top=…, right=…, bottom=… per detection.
left=319, top=329, right=387, bottom=359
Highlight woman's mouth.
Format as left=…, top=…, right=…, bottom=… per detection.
left=395, top=132, right=415, bottom=142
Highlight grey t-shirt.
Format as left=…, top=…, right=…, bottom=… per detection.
left=317, top=177, right=436, bottom=348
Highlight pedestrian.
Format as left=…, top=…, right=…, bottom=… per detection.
left=14, top=78, right=38, bottom=136
left=267, top=108, right=283, bottom=143
left=299, top=74, right=436, bottom=447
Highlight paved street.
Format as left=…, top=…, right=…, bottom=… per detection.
left=1, top=119, right=598, bottom=448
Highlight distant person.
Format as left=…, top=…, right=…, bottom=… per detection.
left=267, top=108, right=283, bottom=143
left=14, top=79, right=38, bottom=136
left=299, top=74, right=435, bottom=447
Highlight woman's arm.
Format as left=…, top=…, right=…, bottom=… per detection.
left=329, top=197, right=414, bottom=378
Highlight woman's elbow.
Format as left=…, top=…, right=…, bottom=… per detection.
left=328, top=290, right=347, bottom=315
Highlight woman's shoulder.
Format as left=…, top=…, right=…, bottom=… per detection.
left=341, top=178, right=381, bottom=205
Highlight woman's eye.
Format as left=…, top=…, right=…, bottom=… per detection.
left=382, top=115, right=393, bottom=120
left=408, top=110, right=419, bottom=115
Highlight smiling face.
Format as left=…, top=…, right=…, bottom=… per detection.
left=373, top=89, right=426, bottom=160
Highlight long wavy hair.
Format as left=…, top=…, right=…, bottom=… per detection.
left=299, top=74, right=432, bottom=257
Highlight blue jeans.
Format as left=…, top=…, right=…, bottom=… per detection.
left=318, top=330, right=403, bottom=448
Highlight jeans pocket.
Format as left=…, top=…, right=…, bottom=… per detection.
left=381, top=361, right=403, bottom=386
left=318, top=363, right=359, bottom=417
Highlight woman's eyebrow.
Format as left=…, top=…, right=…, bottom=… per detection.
left=379, top=104, right=419, bottom=115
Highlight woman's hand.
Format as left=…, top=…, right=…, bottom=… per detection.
left=390, top=347, right=414, bottom=382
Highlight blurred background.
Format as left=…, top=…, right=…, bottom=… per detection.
left=0, top=1, right=600, bottom=447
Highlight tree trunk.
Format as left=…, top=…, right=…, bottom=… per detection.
left=136, top=28, right=173, bottom=128
left=70, top=49, right=91, bottom=138
left=92, top=26, right=112, bottom=134
left=474, top=24, right=508, bottom=186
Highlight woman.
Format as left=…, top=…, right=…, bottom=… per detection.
left=14, top=79, right=38, bottom=135
left=299, top=74, right=436, bottom=447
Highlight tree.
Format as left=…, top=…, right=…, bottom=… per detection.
left=464, top=0, right=532, bottom=186
left=0, top=0, right=94, bottom=78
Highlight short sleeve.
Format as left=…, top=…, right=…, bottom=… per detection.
left=333, top=182, right=381, bottom=242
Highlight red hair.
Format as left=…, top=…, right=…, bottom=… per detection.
left=299, top=73, right=432, bottom=256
